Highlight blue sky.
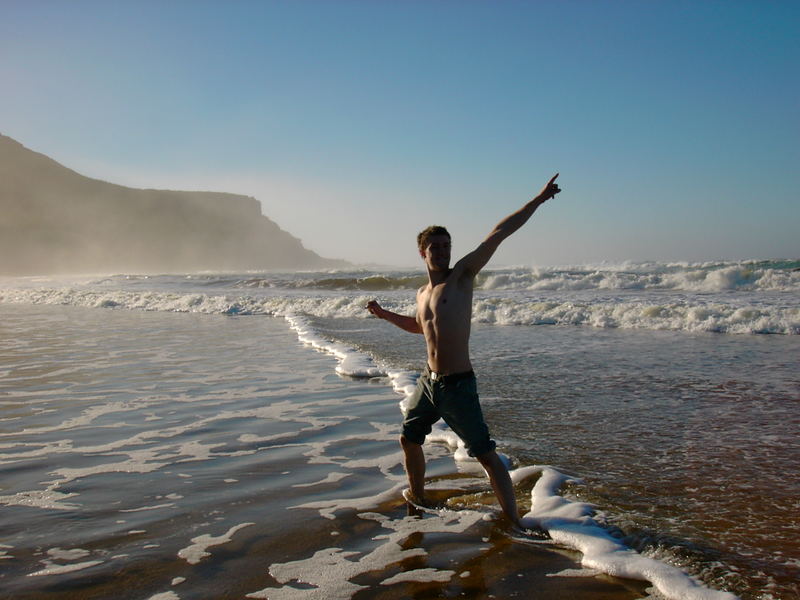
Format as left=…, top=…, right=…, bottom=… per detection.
left=2, top=0, right=798, bottom=267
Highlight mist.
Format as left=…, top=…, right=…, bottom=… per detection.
left=0, top=135, right=347, bottom=276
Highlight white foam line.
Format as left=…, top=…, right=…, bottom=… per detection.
left=46, top=547, right=90, bottom=560
left=0, top=400, right=142, bottom=439
left=27, top=548, right=102, bottom=577
left=147, top=593, right=181, bottom=600
left=177, top=522, right=255, bottom=565
left=27, top=559, right=104, bottom=577
left=292, top=472, right=352, bottom=488
left=285, top=314, right=384, bottom=377
left=290, top=483, right=405, bottom=520
left=546, top=567, right=602, bottom=578
left=514, top=466, right=738, bottom=600
left=0, top=440, right=75, bottom=462
left=0, top=489, right=80, bottom=510
left=119, top=503, right=176, bottom=513
left=249, top=510, right=485, bottom=599
left=339, top=454, right=405, bottom=480
left=380, top=567, right=457, bottom=585
left=47, top=455, right=170, bottom=485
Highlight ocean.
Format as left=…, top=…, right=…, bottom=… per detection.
left=0, top=260, right=798, bottom=599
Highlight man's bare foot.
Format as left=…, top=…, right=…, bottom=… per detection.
left=402, top=488, right=431, bottom=508
left=515, top=517, right=549, bottom=539
left=402, top=488, right=450, bottom=512
left=402, top=488, right=427, bottom=517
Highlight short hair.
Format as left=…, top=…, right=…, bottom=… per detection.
left=417, top=225, right=451, bottom=251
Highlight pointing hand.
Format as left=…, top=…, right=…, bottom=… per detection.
left=537, top=173, right=561, bottom=202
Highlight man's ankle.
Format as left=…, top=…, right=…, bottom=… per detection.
left=402, top=488, right=427, bottom=506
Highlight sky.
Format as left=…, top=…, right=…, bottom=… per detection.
left=2, top=0, right=798, bottom=267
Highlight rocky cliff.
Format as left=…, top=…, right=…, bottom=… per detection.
left=0, top=134, right=348, bottom=275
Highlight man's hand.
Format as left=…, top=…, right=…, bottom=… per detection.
left=457, top=172, right=563, bottom=277
left=366, top=300, right=384, bottom=318
left=366, top=300, right=423, bottom=333
left=535, top=173, right=561, bottom=203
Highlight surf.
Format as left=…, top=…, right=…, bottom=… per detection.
left=284, top=314, right=741, bottom=599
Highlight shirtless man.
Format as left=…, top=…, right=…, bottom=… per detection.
left=366, top=174, right=561, bottom=527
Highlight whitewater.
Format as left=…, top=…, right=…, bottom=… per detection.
left=1, top=259, right=798, bottom=599
left=2, top=260, right=798, bottom=335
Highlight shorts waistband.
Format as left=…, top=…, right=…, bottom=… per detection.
left=425, top=367, right=475, bottom=384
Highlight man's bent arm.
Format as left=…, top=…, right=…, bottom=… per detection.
left=366, top=300, right=423, bottom=334
left=460, top=173, right=561, bottom=277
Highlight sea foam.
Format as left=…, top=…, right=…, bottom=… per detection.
left=514, top=466, right=738, bottom=600
left=280, top=316, right=741, bottom=599
left=480, top=262, right=800, bottom=293
left=231, top=261, right=800, bottom=293
left=285, top=314, right=384, bottom=377
left=1, top=285, right=796, bottom=334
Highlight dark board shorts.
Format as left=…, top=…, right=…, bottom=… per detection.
left=401, top=368, right=496, bottom=458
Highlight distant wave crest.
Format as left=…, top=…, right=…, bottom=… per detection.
left=237, top=274, right=429, bottom=291
left=481, top=260, right=800, bottom=293
left=2, top=286, right=797, bottom=335
left=225, top=260, right=800, bottom=293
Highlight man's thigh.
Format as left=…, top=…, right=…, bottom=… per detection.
left=439, top=377, right=495, bottom=457
left=401, top=376, right=440, bottom=445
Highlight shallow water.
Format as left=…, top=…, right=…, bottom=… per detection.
left=311, top=316, right=800, bottom=599
left=0, top=305, right=652, bottom=600
left=1, top=263, right=798, bottom=599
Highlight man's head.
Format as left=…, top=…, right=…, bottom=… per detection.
left=417, top=225, right=451, bottom=271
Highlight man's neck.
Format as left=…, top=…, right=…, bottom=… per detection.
left=427, top=267, right=451, bottom=286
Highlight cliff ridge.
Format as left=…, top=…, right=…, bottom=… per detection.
left=0, top=134, right=348, bottom=275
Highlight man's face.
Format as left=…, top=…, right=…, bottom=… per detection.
left=420, top=234, right=451, bottom=271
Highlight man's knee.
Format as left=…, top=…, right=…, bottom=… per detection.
left=475, top=449, right=495, bottom=463
left=466, top=437, right=497, bottom=460
left=400, top=434, right=421, bottom=450
left=476, top=449, right=504, bottom=470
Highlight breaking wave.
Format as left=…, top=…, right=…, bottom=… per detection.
left=226, top=260, right=800, bottom=293
left=480, top=260, right=800, bottom=293
left=0, top=286, right=797, bottom=335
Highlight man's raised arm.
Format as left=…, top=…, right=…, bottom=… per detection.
left=366, top=300, right=423, bottom=334
left=459, top=173, right=561, bottom=277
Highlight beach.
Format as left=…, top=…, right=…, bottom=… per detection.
left=1, top=262, right=798, bottom=599
left=0, top=304, right=647, bottom=600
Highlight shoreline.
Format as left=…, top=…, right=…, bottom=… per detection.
left=0, top=304, right=658, bottom=600
left=3, top=299, right=785, bottom=597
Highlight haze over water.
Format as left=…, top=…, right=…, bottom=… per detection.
left=3, top=2, right=798, bottom=266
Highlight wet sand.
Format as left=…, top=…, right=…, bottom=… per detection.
left=0, top=305, right=651, bottom=599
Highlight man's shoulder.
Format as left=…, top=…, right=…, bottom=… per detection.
left=452, top=241, right=496, bottom=281
left=450, top=259, right=478, bottom=286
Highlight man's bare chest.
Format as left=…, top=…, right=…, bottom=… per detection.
left=418, top=282, right=472, bottom=322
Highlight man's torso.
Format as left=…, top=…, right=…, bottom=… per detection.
left=416, top=268, right=474, bottom=374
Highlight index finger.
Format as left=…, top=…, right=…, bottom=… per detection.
left=549, top=173, right=559, bottom=184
